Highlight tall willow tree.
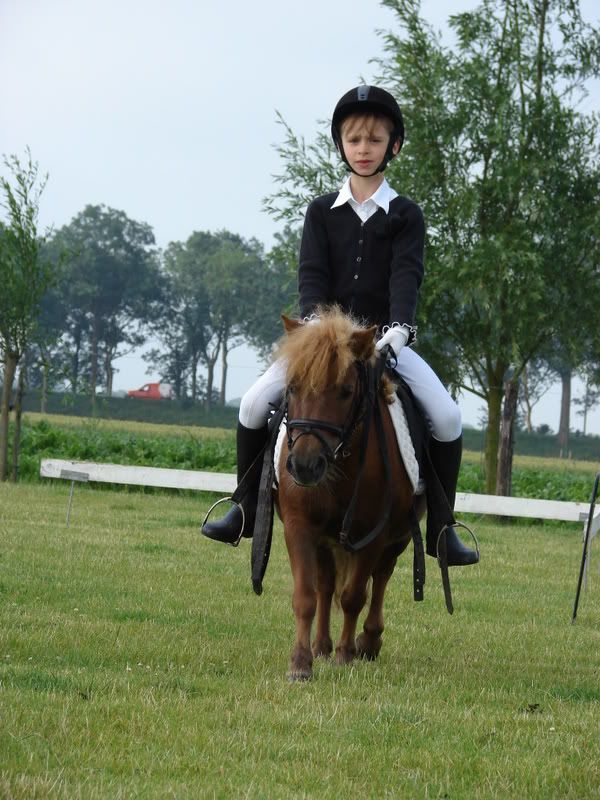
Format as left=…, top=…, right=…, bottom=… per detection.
left=378, top=0, right=600, bottom=491
left=266, top=0, right=600, bottom=493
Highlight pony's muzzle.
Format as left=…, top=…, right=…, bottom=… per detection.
left=286, top=451, right=328, bottom=487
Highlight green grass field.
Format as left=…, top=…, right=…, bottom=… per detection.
left=1, top=481, right=599, bottom=798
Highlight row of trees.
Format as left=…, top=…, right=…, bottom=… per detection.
left=0, top=169, right=293, bottom=479
left=2, top=0, right=600, bottom=494
left=22, top=207, right=291, bottom=408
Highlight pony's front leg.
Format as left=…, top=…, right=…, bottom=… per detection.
left=284, top=524, right=318, bottom=681
left=313, top=544, right=335, bottom=658
left=336, top=561, right=371, bottom=666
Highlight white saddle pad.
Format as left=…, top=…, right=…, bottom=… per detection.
left=274, top=394, right=423, bottom=494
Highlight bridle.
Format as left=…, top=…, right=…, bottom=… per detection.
left=285, top=361, right=369, bottom=462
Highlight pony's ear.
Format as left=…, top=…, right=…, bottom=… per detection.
left=281, top=314, right=302, bottom=334
left=350, top=325, right=377, bottom=360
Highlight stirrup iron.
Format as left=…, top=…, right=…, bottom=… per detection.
left=435, top=520, right=479, bottom=562
left=201, top=496, right=245, bottom=547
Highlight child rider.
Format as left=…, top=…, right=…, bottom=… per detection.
left=202, top=85, right=478, bottom=567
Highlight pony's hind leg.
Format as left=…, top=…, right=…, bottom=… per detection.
left=356, top=554, right=397, bottom=660
left=335, top=560, right=372, bottom=666
left=313, top=545, right=334, bottom=658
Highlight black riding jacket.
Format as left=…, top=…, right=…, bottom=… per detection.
left=298, top=192, right=425, bottom=331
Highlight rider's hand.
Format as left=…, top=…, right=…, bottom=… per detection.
left=375, top=324, right=409, bottom=359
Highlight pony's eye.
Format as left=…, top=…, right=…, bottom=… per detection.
left=288, top=384, right=296, bottom=395
left=339, top=385, right=353, bottom=400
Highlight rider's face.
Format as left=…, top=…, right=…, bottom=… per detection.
left=340, top=115, right=400, bottom=175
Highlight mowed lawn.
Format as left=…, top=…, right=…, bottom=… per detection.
left=1, top=481, right=599, bottom=799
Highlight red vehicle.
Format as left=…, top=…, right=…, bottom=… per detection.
left=127, top=382, right=174, bottom=400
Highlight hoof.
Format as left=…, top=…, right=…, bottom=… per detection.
left=287, top=668, right=313, bottom=682
left=335, top=645, right=356, bottom=666
left=289, top=646, right=313, bottom=681
left=356, top=632, right=382, bottom=661
left=312, top=638, right=333, bottom=659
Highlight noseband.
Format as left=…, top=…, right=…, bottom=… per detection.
left=285, top=361, right=369, bottom=462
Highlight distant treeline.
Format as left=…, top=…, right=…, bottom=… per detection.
left=20, top=390, right=239, bottom=429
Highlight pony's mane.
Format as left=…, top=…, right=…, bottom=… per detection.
left=275, top=308, right=375, bottom=395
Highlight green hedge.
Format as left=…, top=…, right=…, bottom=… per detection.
left=14, top=418, right=236, bottom=483
left=458, top=460, right=594, bottom=503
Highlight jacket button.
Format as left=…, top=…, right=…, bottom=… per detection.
left=354, top=274, right=358, bottom=279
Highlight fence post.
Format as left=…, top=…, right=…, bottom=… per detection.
left=572, top=473, right=600, bottom=624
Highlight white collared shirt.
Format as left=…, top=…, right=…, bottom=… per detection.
left=330, top=175, right=399, bottom=222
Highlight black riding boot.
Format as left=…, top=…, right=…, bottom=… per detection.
left=201, top=422, right=269, bottom=544
left=426, top=435, right=479, bottom=566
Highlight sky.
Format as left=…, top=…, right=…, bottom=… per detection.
left=2, top=0, right=600, bottom=435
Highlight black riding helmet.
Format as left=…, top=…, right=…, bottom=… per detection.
left=331, top=85, right=404, bottom=175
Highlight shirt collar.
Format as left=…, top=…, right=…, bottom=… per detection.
left=330, top=176, right=397, bottom=214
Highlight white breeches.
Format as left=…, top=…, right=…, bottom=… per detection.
left=239, top=347, right=462, bottom=443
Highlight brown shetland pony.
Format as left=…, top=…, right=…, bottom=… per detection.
left=274, top=309, right=420, bottom=681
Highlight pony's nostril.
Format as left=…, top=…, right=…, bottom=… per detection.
left=315, top=454, right=328, bottom=477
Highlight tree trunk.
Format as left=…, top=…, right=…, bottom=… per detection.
left=41, top=360, right=48, bottom=413
left=174, top=347, right=185, bottom=399
left=484, top=385, right=503, bottom=494
left=521, top=366, right=533, bottom=432
left=105, top=352, right=114, bottom=397
left=483, top=361, right=507, bottom=494
left=557, top=367, right=571, bottom=452
left=0, top=351, right=19, bottom=481
left=11, top=365, right=26, bottom=482
left=220, top=337, right=229, bottom=407
left=205, top=362, right=214, bottom=411
left=71, top=328, right=82, bottom=393
left=496, top=377, right=519, bottom=496
left=90, top=314, right=100, bottom=404
left=191, top=354, right=199, bottom=401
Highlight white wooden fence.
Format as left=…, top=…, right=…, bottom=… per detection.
left=41, top=458, right=237, bottom=493
left=40, top=458, right=600, bottom=538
